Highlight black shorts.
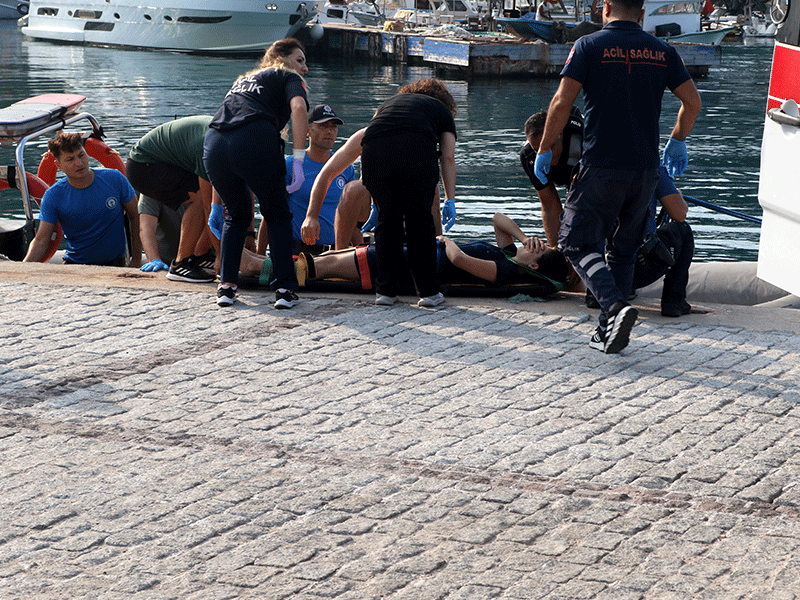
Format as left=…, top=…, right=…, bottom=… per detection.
left=126, top=158, right=200, bottom=211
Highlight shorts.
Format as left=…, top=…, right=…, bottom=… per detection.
left=125, top=158, right=200, bottom=211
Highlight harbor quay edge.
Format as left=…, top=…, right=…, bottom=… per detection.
left=2, top=262, right=800, bottom=598
left=301, top=24, right=721, bottom=77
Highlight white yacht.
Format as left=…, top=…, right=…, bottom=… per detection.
left=20, top=0, right=315, bottom=52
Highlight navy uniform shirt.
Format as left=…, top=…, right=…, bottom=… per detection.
left=562, top=20, right=691, bottom=170
left=520, top=106, right=584, bottom=190
left=210, top=68, right=308, bottom=133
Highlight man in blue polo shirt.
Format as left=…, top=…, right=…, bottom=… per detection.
left=533, top=0, right=701, bottom=354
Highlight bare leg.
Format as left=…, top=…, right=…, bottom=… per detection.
left=312, top=249, right=360, bottom=280
left=175, top=188, right=207, bottom=262
left=239, top=247, right=269, bottom=277
left=334, top=180, right=372, bottom=249
left=257, top=219, right=269, bottom=256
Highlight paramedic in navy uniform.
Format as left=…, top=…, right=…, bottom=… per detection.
left=533, top=0, right=701, bottom=353
left=204, top=38, right=309, bottom=309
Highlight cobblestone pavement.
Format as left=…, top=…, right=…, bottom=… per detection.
left=3, top=270, right=800, bottom=599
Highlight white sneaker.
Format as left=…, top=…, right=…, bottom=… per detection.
left=418, top=292, right=445, bottom=308
left=375, top=294, right=398, bottom=306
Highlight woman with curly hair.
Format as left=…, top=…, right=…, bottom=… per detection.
left=361, top=78, right=458, bottom=308
left=204, top=38, right=309, bottom=308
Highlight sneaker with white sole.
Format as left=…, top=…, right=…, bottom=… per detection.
left=194, top=250, right=216, bottom=275
left=167, top=256, right=216, bottom=283
left=275, top=289, right=299, bottom=310
left=216, top=285, right=237, bottom=307
left=603, top=303, right=638, bottom=354
left=375, top=294, right=398, bottom=306
left=418, top=292, right=445, bottom=308
left=589, top=327, right=606, bottom=351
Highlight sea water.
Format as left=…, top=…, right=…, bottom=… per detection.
left=0, top=20, right=774, bottom=262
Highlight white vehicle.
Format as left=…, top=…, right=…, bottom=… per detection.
left=20, top=0, right=315, bottom=52
left=757, top=0, right=800, bottom=296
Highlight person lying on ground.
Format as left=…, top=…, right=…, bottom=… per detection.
left=294, top=211, right=569, bottom=291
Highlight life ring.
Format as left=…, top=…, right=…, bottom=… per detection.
left=0, top=170, right=62, bottom=263
left=37, top=135, right=126, bottom=186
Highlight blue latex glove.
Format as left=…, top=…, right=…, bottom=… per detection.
left=208, top=203, right=224, bottom=240
left=663, top=138, right=688, bottom=178
left=140, top=259, right=169, bottom=272
left=286, top=157, right=305, bottom=193
left=361, top=204, right=378, bottom=233
left=533, top=150, right=552, bottom=185
left=442, top=199, right=457, bottom=233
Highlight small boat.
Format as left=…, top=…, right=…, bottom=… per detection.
left=660, top=24, right=740, bottom=45
left=742, top=14, right=777, bottom=37
left=494, top=15, right=577, bottom=42
left=313, top=0, right=384, bottom=26
left=20, top=0, right=315, bottom=53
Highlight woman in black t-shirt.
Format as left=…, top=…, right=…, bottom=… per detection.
left=204, top=38, right=309, bottom=309
left=360, top=78, right=458, bottom=308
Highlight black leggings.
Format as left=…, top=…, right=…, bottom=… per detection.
left=361, top=133, right=440, bottom=298
left=203, top=121, right=295, bottom=290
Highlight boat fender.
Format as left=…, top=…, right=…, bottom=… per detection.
left=0, top=168, right=62, bottom=263
left=355, top=245, right=372, bottom=290
left=37, top=135, right=126, bottom=186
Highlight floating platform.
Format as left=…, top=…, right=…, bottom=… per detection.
left=303, top=23, right=721, bottom=77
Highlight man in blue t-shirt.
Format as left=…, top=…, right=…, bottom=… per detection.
left=255, top=104, right=371, bottom=255
left=24, top=131, right=141, bottom=267
left=533, top=0, right=701, bottom=354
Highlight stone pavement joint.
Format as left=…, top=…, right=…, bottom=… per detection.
left=3, top=274, right=800, bottom=598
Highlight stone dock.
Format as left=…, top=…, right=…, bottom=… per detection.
left=2, top=260, right=800, bottom=598
left=302, top=23, right=722, bottom=77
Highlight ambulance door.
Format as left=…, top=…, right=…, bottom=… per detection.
left=757, top=0, right=800, bottom=296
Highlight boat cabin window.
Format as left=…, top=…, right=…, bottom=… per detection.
left=73, top=9, right=102, bottom=18
left=37, top=7, right=59, bottom=16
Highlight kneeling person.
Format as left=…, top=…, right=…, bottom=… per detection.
left=127, top=115, right=216, bottom=283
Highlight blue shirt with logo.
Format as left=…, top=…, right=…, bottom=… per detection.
left=562, top=20, right=691, bottom=169
left=285, top=153, right=356, bottom=245
left=39, top=168, right=135, bottom=265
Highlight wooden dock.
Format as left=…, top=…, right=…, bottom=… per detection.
left=302, top=23, right=722, bottom=77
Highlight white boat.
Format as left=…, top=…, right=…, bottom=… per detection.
left=742, top=14, right=777, bottom=37
left=661, top=24, right=739, bottom=44
left=313, top=0, right=384, bottom=26
left=20, top=0, right=315, bottom=52
left=757, top=0, right=800, bottom=298
left=0, top=0, right=27, bottom=19
left=642, top=0, right=702, bottom=37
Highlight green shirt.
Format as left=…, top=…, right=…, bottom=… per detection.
left=129, top=115, right=212, bottom=180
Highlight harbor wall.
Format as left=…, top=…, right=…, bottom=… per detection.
left=302, top=24, right=721, bottom=77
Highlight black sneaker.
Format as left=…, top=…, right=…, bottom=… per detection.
left=661, top=298, right=691, bottom=317
left=216, top=285, right=237, bottom=307
left=585, top=290, right=600, bottom=309
left=167, top=256, right=216, bottom=283
left=275, top=289, right=299, bottom=310
left=194, top=250, right=216, bottom=274
left=589, top=327, right=606, bottom=351
left=604, top=303, right=638, bottom=354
